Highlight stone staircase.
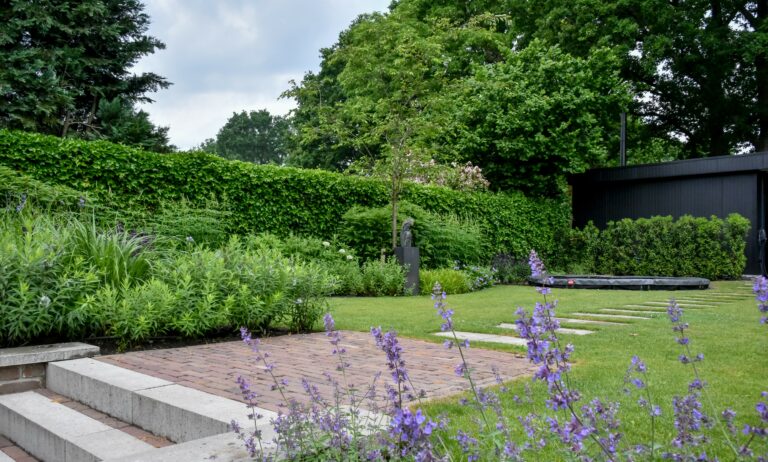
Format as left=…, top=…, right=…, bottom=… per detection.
left=0, top=345, right=276, bottom=462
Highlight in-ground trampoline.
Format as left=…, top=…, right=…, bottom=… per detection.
left=528, top=275, right=710, bottom=290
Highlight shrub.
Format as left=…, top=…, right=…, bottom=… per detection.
left=360, top=258, right=407, bottom=296
left=341, top=202, right=487, bottom=268
left=491, top=253, right=531, bottom=284
left=0, top=130, right=570, bottom=261
left=0, top=165, right=90, bottom=213
left=0, top=213, right=334, bottom=347
left=459, top=264, right=496, bottom=291
left=420, top=269, right=471, bottom=294
left=564, top=214, right=749, bottom=280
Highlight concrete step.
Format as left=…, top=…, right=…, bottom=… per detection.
left=47, top=358, right=277, bottom=444
left=0, top=450, right=13, bottom=462
left=104, top=433, right=256, bottom=462
left=0, top=391, right=154, bottom=462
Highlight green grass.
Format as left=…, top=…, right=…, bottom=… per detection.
left=328, top=281, right=765, bottom=459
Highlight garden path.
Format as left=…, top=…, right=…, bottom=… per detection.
left=432, top=283, right=754, bottom=346
left=98, top=331, right=535, bottom=412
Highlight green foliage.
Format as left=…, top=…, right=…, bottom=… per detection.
left=340, top=203, right=487, bottom=269
left=359, top=258, right=407, bottom=296
left=91, top=98, right=174, bottom=153
left=284, top=2, right=633, bottom=195
left=0, top=0, right=169, bottom=140
left=508, top=0, right=768, bottom=155
left=0, top=165, right=89, bottom=212
left=419, top=269, right=471, bottom=295
left=208, top=109, right=292, bottom=164
left=0, top=213, right=334, bottom=347
left=490, top=254, right=531, bottom=284
left=0, top=130, right=570, bottom=261
left=565, top=215, right=750, bottom=280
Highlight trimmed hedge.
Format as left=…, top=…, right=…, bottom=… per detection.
left=563, top=215, right=750, bottom=280
left=0, top=130, right=570, bottom=259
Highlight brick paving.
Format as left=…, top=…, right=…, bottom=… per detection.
left=98, top=331, right=534, bottom=412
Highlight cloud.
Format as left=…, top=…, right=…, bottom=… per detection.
left=133, top=0, right=391, bottom=149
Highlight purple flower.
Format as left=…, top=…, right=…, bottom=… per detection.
left=755, top=276, right=768, bottom=324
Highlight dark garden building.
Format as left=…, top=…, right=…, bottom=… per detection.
left=570, top=152, right=768, bottom=275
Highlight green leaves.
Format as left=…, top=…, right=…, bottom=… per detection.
left=0, top=130, right=571, bottom=264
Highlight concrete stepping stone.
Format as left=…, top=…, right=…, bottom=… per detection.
left=600, top=308, right=660, bottom=315
left=496, top=323, right=595, bottom=336
left=0, top=391, right=155, bottom=462
left=433, top=331, right=527, bottom=346
left=556, top=318, right=624, bottom=326
left=571, top=312, right=651, bottom=320
left=642, top=301, right=716, bottom=308
left=623, top=305, right=667, bottom=310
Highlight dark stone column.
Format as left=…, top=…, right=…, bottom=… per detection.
left=394, top=246, right=420, bottom=295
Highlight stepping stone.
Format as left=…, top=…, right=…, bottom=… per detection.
left=571, top=312, right=651, bottom=320
left=643, top=301, right=716, bottom=308
left=496, top=323, right=595, bottom=336
left=556, top=318, right=624, bottom=326
left=600, top=308, right=660, bottom=315
left=675, top=298, right=723, bottom=303
left=433, top=331, right=527, bottom=346
left=623, top=305, right=667, bottom=310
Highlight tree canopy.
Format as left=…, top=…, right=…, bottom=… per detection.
left=0, top=0, right=170, bottom=146
left=285, top=0, right=768, bottom=194
left=200, top=110, right=292, bottom=164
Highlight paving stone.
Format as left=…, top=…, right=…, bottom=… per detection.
left=600, top=309, right=661, bottom=315
left=556, top=318, right=624, bottom=326
left=496, top=323, right=594, bottom=336
left=570, top=312, right=651, bottom=320
left=643, top=301, right=716, bottom=307
left=623, top=305, right=667, bottom=310
left=98, top=331, right=534, bottom=412
left=433, top=331, right=528, bottom=346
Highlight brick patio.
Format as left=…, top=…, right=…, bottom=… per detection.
left=98, top=331, right=534, bottom=412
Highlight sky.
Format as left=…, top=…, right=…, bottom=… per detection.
left=132, top=0, right=392, bottom=150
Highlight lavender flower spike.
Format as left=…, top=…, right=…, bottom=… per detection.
left=755, top=276, right=768, bottom=325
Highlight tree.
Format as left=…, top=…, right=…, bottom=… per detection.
left=92, top=97, right=174, bottom=152
left=284, top=2, right=631, bottom=195
left=0, top=0, right=169, bottom=139
left=211, top=110, right=291, bottom=164
left=507, top=0, right=768, bottom=156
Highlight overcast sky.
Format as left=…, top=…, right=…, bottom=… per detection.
left=132, top=0, right=391, bottom=149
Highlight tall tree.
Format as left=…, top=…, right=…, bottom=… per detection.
left=508, top=0, right=768, bottom=156
left=284, top=1, right=631, bottom=195
left=212, top=110, right=291, bottom=164
left=0, top=0, right=169, bottom=138
left=92, top=97, right=174, bottom=152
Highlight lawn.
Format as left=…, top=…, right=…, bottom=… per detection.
left=329, top=281, right=765, bottom=459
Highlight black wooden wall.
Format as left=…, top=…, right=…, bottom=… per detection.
left=570, top=153, right=768, bottom=275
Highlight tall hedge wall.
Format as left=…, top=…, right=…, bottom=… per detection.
left=0, top=130, right=570, bottom=259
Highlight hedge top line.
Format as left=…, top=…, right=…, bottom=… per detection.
left=0, top=130, right=571, bottom=257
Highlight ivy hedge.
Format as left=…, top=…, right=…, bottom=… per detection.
left=0, top=130, right=570, bottom=260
